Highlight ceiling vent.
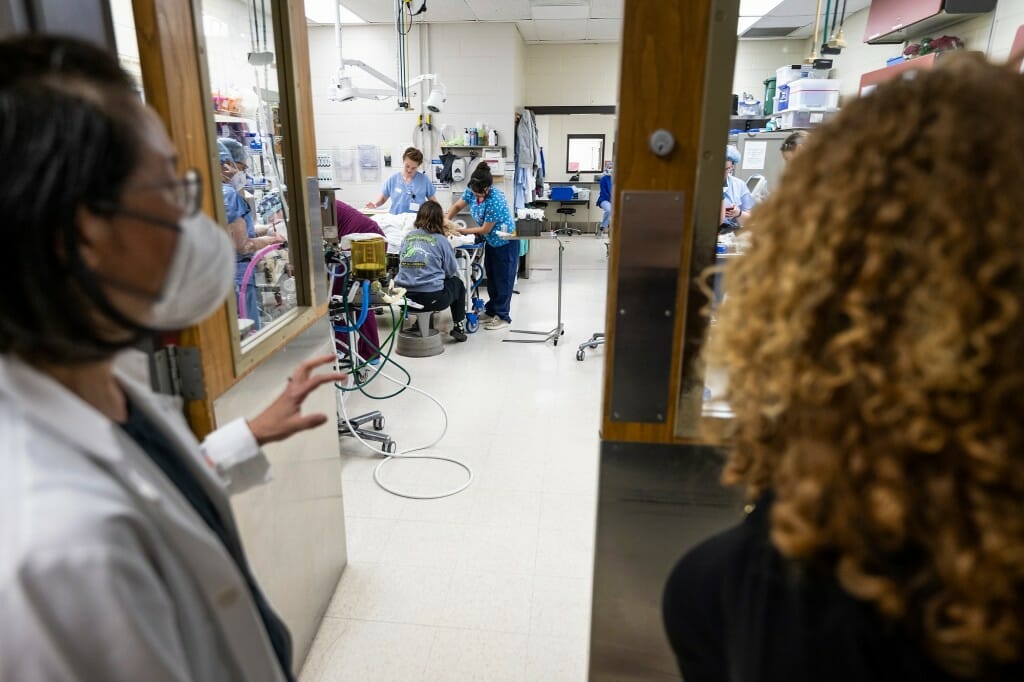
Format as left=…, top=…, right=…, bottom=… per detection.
left=742, top=26, right=803, bottom=38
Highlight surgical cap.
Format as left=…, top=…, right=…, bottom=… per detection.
left=217, top=140, right=232, bottom=163
left=725, top=145, right=741, bottom=166
left=218, top=137, right=247, bottom=163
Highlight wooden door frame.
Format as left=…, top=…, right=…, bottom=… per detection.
left=591, top=1, right=742, bottom=679
left=132, top=0, right=324, bottom=437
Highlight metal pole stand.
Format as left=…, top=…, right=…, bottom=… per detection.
left=504, top=236, right=565, bottom=346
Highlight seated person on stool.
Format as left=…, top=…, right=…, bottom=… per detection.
left=335, top=199, right=386, bottom=362
left=395, top=202, right=468, bottom=343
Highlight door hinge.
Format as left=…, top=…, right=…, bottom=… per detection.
left=151, top=345, right=206, bottom=400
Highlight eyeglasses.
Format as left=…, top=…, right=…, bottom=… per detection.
left=126, top=168, right=203, bottom=217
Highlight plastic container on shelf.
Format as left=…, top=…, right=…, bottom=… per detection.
left=777, top=108, right=839, bottom=130
left=785, top=79, right=840, bottom=110
left=776, top=65, right=803, bottom=86
left=801, top=67, right=832, bottom=79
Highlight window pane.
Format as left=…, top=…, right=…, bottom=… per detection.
left=567, top=135, right=605, bottom=174
left=200, top=0, right=301, bottom=346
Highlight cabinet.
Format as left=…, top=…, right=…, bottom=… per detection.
left=858, top=52, right=941, bottom=95
left=864, top=0, right=997, bottom=44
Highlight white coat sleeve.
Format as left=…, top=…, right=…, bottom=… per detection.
left=199, top=417, right=271, bottom=496
left=3, top=541, right=191, bottom=682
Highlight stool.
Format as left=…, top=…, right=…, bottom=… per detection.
left=555, top=207, right=581, bottom=236
left=396, top=310, right=444, bottom=357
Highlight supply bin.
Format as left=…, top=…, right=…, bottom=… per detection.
left=785, top=79, right=840, bottom=110
left=778, top=108, right=839, bottom=130
left=776, top=65, right=802, bottom=87
left=549, top=186, right=575, bottom=201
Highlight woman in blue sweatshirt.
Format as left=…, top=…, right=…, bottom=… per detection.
left=395, top=202, right=468, bottom=342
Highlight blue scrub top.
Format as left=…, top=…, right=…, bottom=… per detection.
left=222, top=183, right=256, bottom=241
left=722, top=174, right=754, bottom=228
left=381, top=171, right=436, bottom=214
left=598, top=174, right=613, bottom=205
left=462, top=186, right=513, bottom=248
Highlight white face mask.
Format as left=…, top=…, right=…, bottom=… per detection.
left=230, top=170, right=246, bottom=191
left=149, top=213, right=235, bottom=330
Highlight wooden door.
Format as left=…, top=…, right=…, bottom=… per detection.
left=132, top=0, right=325, bottom=437
left=590, top=0, right=744, bottom=679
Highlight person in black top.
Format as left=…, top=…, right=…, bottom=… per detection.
left=664, top=53, right=1024, bottom=681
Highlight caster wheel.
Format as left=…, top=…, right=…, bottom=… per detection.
left=372, top=417, right=385, bottom=431
left=576, top=350, right=586, bottom=361
left=553, top=339, right=559, bottom=347
left=382, top=440, right=397, bottom=454
left=466, top=317, right=479, bottom=333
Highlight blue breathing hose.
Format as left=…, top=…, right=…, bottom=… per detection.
left=333, top=277, right=371, bottom=333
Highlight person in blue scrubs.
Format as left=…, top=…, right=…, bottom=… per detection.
left=597, top=169, right=613, bottom=236
left=218, top=139, right=284, bottom=331
left=446, top=164, right=517, bottom=330
left=721, top=145, right=754, bottom=232
left=366, top=147, right=438, bottom=215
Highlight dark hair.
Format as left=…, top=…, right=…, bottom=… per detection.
left=402, top=147, right=423, bottom=165
left=0, top=35, right=145, bottom=363
left=780, top=130, right=808, bottom=153
left=468, top=163, right=493, bottom=194
left=414, top=201, right=445, bottom=234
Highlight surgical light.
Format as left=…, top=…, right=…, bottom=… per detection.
left=425, top=83, right=446, bottom=113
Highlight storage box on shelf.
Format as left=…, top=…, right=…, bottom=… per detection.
left=777, top=78, right=840, bottom=112
left=777, top=108, right=839, bottom=130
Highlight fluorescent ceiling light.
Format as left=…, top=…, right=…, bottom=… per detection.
left=736, top=17, right=760, bottom=35
left=305, top=0, right=366, bottom=25
left=739, top=0, right=784, bottom=14
left=736, top=0, right=784, bottom=36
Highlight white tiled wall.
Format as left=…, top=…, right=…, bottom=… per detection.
left=732, top=39, right=812, bottom=107
left=524, top=43, right=621, bottom=106
left=308, top=23, right=520, bottom=208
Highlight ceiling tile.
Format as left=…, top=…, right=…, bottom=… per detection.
left=421, top=0, right=476, bottom=22
left=586, top=18, right=621, bottom=41
left=516, top=20, right=540, bottom=42
left=495, top=0, right=533, bottom=20
left=338, top=0, right=393, bottom=23
left=534, top=19, right=588, bottom=42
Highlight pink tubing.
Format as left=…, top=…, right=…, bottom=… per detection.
left=237, top=242, right=284, bottom=322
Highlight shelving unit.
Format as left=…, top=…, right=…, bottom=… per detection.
left=440, top=145, right=507, bottom=158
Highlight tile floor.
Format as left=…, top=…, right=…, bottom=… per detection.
left=300, top=236, right=609, bottom=682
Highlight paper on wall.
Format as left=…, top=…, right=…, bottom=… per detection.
left=741, top=141, right=767, bottom=171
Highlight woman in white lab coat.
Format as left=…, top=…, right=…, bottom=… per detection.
left=0, top=36, right=343, bottom=682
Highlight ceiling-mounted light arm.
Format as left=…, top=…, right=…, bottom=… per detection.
left=408, top=73, right=446, bottom=113
left=343, top=58, right=400, bottom=92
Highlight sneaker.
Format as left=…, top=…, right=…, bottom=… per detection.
left=480, top=313, right=496, bottom=323
left=450, top=322, right=468, bottom=342
left=483, top=317, right=510, bottom=330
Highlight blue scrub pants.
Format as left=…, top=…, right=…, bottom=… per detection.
left=599, top=200, right=612, bottom=231
left=484, top=241, right=517, bottom=322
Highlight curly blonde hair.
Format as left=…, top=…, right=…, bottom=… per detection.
left=712, top=53, right=1024, bottom=678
